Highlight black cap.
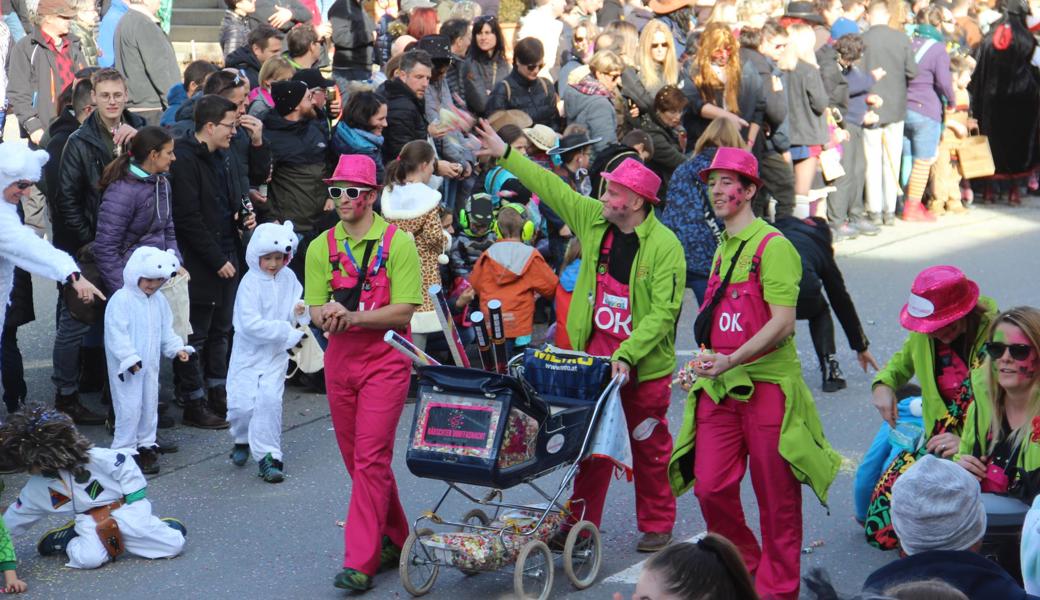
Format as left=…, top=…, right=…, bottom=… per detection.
left=783, top=1, right=826, bottom=24
left=271, top=80, right=308, bottom=116
left=548, top=131, right=602, bottom=155
left=417, top=34, right=453, bottom=61
left=292, top=68, right=335, bottom=90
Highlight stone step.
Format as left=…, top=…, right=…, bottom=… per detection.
left=171, top=8, right=223, bottom=27
left=170, top=23, right=221, bottom=43
left=173, top=0, right=221, bottom=10
left=172, top=40, right=225, bottom=65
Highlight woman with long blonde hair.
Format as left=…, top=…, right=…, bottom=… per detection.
left=781, top=22, right=828, bottom=217
left=958, top=306, right=1040, bottom=504
left=684, top=22, right=751, bottom=144
left=638, top=20, right=680, bottom=97
left=603, top=20, right=655, bottom=118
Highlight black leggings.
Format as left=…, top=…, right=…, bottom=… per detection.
left=796, top=282, right=835, bottom=370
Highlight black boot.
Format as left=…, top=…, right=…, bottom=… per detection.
left=134, top=447, right=159, bottom=475
left=208, top=386, right=227, bottom=419
left=183, top=398, right=228, bottom=429
left=55, top=392, right=105, bottom=425
left=155, top=433, right=179, bottom=454
left=822, top=356, right=847, bottom=393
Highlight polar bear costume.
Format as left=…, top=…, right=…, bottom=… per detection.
left=226, top=221, right=308, bottom=463
left=4, top=447, right=185, bottom=569
left=104, top=247, right=194, bottom=451
left=0, top=145, right=79, bottom=333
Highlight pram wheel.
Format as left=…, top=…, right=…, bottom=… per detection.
left=514, top=540, right=554, bottom=600
left=457, top=509, right=492, bottom=576
left=563, top=520, right=601, bottom=589
left=400, top=528, right=439, bottom=596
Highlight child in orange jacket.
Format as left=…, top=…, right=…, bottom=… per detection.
left=469, top=203, right=558, bottom=354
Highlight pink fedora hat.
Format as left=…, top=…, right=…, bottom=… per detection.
left=324, top=154, right=380, bottom=187
left=698, top=146, right=763, bottom=188
left=899, top=265, right=980, bottom=334
left=600, top=158, right=663, bottom=205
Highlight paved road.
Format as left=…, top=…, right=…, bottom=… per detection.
left=3, top=201, right=1039, bottom=599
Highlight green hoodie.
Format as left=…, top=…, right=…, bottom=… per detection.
left=873, top=296, right=998, bottom=437
left=498, top=149, right=686, bottom=382
left=958, top=380, right=1040, bottom=478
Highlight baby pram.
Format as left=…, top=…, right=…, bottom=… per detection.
left=399, top=347, right=622, bottom=599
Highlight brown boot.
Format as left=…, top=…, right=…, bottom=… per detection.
left=183, top=399, right=229, bottom=430
left=208, top=386, right=227, bottom=419
left=636, top=531, right=672, bottom=553
left=54, top=392, right=105, bottom=425
left=945, top=198, right=966, bottom=214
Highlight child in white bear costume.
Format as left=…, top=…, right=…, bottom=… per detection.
left=104, top=247, right=193, bottom=474
left=226, top=221, right=308, bottom=483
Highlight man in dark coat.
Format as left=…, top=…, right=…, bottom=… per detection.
left=262, top=80, right=330, bottom=235
left=774, top=216, right=877, bottom=392
left=51, top=69, right=144, bottom=426
left=381, top=49, right=432, bottom=163
left=170, top=94, right=251, bottom=429
left=224, top=24, right=285, bottom=89
left=861, top=0, right=917, bottom=224
left=328, top=0, right=375, bottom=91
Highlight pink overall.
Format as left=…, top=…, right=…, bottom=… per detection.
left=568, top=231, right=676, bottom=533
left=324, top=226, right=412, bottom=575
left=692, top=233, right=803, bottom=600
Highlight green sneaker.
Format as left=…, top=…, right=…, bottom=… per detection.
left=230, top=444, right=249, bottom=467
left=332, top=567, right=373, bottom=591
left=38, top=520, right=78, bottom=556
left=258, top=454, right=284, bottom=483
left=378, top=535, right=401, bottom=572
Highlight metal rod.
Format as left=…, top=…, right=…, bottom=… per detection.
left=429, top=284, right=470, bottom=367
left=384, top=330, right=440, bottom=367
left=470, top=311, right=496, bottom=372
left=487, top=299, right=509, bottom=374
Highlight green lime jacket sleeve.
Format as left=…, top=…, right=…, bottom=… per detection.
left=499, top=149, right=603, bottom=241
left=0, top=516, right=16, bottom=572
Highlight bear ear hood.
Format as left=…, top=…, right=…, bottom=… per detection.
left=122, top=247, right=180, bottom=295
left=246, top=221, right=298, bottom=275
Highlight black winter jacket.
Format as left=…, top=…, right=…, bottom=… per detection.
left=55, top=110, right=146, bottom=253
left=41, top=108, right=80, bottom=212
left=381, top=77, right=428, bottom=164
left=170, top=133, right=240, bottom=305
left=329, top=0, right=374, bottom=72
left=462, top=53, right=510, bottom=116
left=740, top=48, right=789, bottom=155
left=224, top=45, right=263, bottom=89
left=169, top=95, right=272, bottom=208
left=261, top=111, right=329, bottom=233
left=7, top=29, right=86, bottom=139
left=486, top=70, right=561, bottom=130
left=244, top=0, right=311, bottom=32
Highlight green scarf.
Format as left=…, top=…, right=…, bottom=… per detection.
left=915, top=24, right=946, bottom=43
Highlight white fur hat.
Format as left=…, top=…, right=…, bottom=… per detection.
left=0, top=144, right=49, bottom=192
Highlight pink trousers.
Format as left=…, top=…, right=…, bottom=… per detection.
left=568, top=375, right=676, bottom=533
left=693, top=383, right=803, bottom=600
left=326, top=331, right=412, bottom=575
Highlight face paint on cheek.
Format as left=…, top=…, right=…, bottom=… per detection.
left=727, top=190, right=743, bottom=208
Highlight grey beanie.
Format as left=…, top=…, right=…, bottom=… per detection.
left=891, top=454, right=987, bottom=555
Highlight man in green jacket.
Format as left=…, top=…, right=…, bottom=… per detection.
left=474, top=120, right=685, bottom=552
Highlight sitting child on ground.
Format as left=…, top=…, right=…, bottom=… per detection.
left=853, top=384, right=924, bottom=524
left=104, top=246, right=194, bottom=475
left=1, top=406, right=186, bottom=570
left=469, top=203, right=558, bottom=355
left=226, top=222, right=308, bottom=483
left=451, top=192, right=496, bottom=279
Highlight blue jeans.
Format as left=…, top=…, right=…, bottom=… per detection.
left=686, top=272, right=708, bottom=306
left=3, top=13, right=25, bottom=42
left=903, top=110, right=942, bottom=162
left=51, top=295, right=92, bottom=395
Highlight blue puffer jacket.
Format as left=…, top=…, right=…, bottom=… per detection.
left=660, top=148, right=724, bottom=277
left=332, top=122, right=385, bottom=184
left=94, top=168, right=181, bottom=294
